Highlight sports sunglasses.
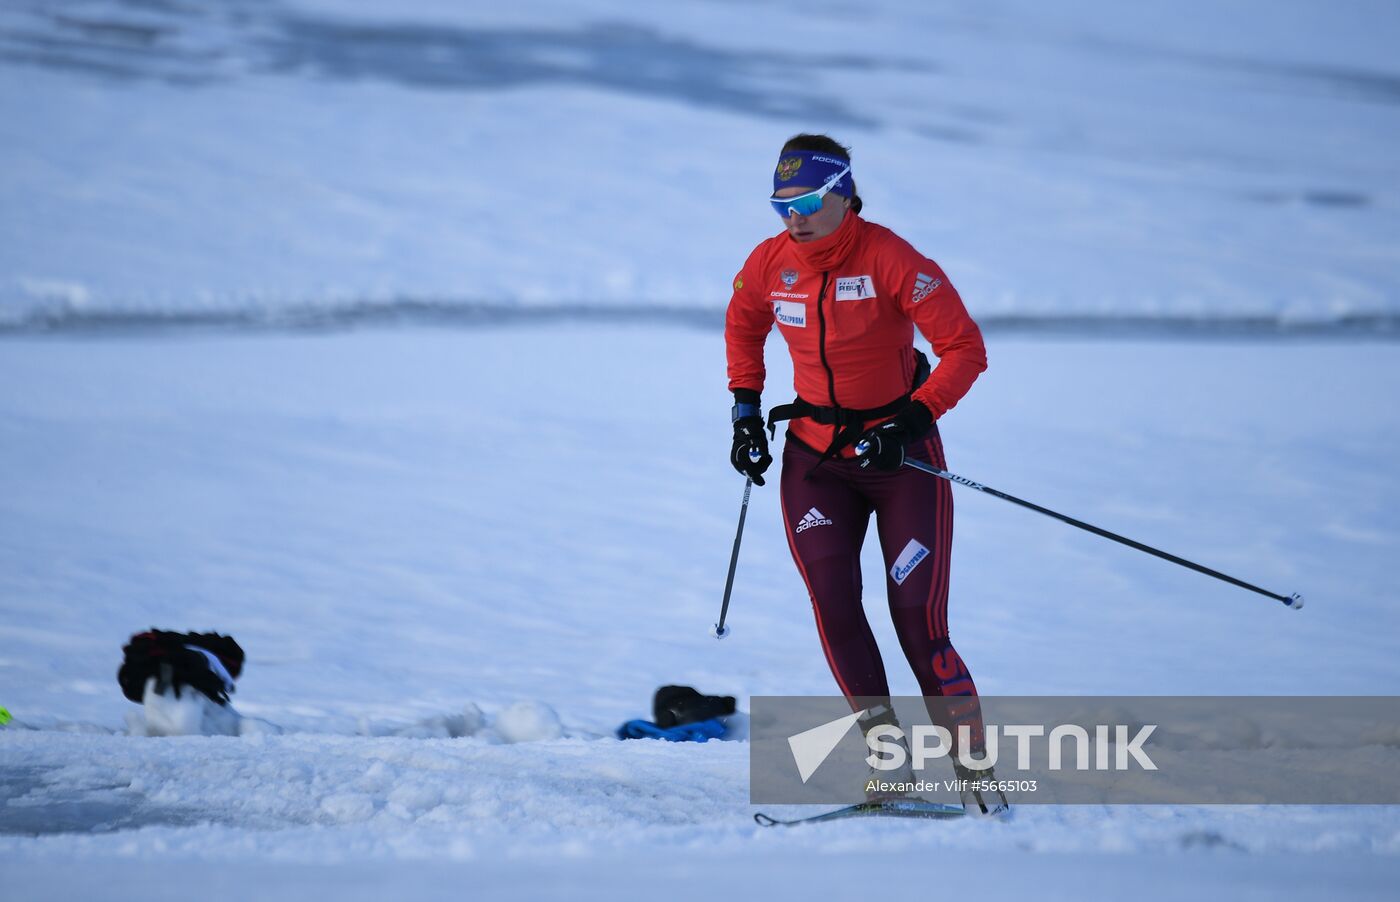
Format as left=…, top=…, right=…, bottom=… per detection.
left=769, top=165, right=851, bottom=219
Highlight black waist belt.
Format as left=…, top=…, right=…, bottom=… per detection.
left=766, top=394, right=910, bottom=464
left=766, top=349, right=932, bottom=467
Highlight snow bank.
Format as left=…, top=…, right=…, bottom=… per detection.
left=128, top=682, right=241, bottom=738
left=494, top=701, right=564, bottom=743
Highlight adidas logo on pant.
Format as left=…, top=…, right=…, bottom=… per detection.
left=795, top=507, right=834, bottom=534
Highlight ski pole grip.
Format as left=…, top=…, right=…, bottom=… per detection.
left=854, top=440, right=871, bottom=456
left=749, top=448, right=762, bottom=463
left=1287, top=593, right=1305, bottom=610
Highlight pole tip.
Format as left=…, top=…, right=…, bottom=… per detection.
left=1287, top=593, right=1304, bottom=610
left=712, top=623, right=731, bottom=639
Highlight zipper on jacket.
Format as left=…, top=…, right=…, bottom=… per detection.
left=815, top=272, right=838, bottom=408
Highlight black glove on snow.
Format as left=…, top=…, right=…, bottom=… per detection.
left=729, top=389, right=772, bottom=485
left=855, top=401, right=934, bottom=471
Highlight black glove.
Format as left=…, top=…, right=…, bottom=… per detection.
left=854, top=401, right=933, bottom=471
left=730, top=389, right=772, bottom=485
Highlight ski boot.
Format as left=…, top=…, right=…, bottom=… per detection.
left=953, top=761, right=1010, bottom=817
left=860, top=704, right=919, bottom=802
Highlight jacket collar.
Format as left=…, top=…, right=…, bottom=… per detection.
left=786, top=210, right=861, bottom=273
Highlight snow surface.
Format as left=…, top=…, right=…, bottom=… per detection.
left=3, top=0, right=1400, bottom=898
left=132, top=680, right=242, bottom=738
left=2, top=327, right=1398, bottom=898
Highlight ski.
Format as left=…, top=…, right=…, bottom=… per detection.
left=753, top=799, right=968, bottom=827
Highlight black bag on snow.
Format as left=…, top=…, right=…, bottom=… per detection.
left=118, top=630, right=245, bottom=706
left=653, top=685, right=736, bottom=728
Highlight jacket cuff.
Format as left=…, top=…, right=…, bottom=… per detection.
left=902, top=399, right=935, bottom=436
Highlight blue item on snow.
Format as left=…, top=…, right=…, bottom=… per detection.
left=616, top=717, right=726, bottom=742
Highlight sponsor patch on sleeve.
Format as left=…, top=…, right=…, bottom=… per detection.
left=835, top=275, right=875, bottom=301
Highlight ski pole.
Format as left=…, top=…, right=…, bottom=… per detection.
left=714, top=458, right=760, bottom=638
left=855, top=442, right=1303, bottom=610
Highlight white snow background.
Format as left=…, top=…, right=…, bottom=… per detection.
left=2, top=1, right=1399, bottom=899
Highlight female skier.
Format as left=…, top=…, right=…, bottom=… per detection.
left=725, top=134, right=1001, bottom=812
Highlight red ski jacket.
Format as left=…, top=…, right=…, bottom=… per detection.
left=726, top=212, right=987, bottom=456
